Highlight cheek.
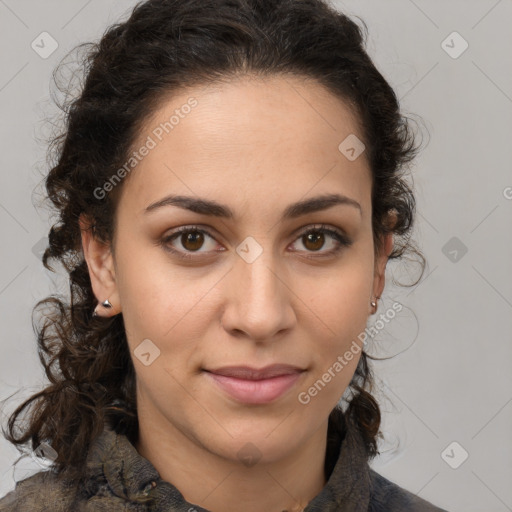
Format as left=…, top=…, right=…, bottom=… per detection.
left=295, top=245, right=374, bottom=395
left=301, top=247, right=374, bottom=337
left=114, top=232, right=201, bottom=333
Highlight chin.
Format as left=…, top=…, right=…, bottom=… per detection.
left=203, top=416, right=306, bottom=464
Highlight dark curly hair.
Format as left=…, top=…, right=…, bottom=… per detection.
left=2, top=0, right=425, bottom=486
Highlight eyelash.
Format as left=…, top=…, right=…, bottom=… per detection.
left=160, top=224, right=352, bottom=261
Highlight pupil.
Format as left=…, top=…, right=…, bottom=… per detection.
left=183, top=232, right=203, bottom=251
left=305, top=232, right=324, bottom=251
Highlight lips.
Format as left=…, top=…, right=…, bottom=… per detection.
left=203, top=364, right=305, bottom=404
left=205, top=364, right=304, bottom=380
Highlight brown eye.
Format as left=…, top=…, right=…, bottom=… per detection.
left=161, top=226, right=220, bottom=259
left=302, top=231, right=325, bottom=251
left=290, top=224, right=352, bottom=258
left=180, top=231, right=205, bottom=251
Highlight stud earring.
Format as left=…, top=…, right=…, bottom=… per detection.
left=92, top=299, right=113, bottom=317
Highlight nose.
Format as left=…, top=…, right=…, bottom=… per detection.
left=220, top=248, right=296, bottom=343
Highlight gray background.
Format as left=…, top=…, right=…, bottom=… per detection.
left=0, top=1, right=511, bottom=510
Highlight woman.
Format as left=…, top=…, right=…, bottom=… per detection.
left=0, top=0, right=449, bottom=510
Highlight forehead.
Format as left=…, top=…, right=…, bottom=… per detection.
left=117, top=74, right=371, bottom=218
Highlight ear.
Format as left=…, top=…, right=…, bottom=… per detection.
left=79, top=213, right=120, bottom=317
left=370, top=211, right=397, bottom=312
left=372, top=233, right=393, bottom=301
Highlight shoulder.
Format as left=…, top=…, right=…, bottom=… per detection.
left=0, top=470, right=75, bottom=511
left=369, top=469, right=450, bottom=512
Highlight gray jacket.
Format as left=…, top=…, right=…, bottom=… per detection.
left=0, top=410, right=450, bottom=511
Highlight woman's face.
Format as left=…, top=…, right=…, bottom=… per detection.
left=84, top=74, right=390, bottom=465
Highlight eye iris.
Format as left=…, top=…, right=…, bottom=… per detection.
left=182, top=231, right=204, bottom=251
left=303, top=232, right=324, bottom=251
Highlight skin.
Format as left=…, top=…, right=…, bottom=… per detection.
left=80, top=74, right=393, bottom=512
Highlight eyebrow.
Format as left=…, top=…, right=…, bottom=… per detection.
left=144, top=193, right=362, bottom=219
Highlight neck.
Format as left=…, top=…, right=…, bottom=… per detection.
left=135, top=407, right=328, bottom=512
